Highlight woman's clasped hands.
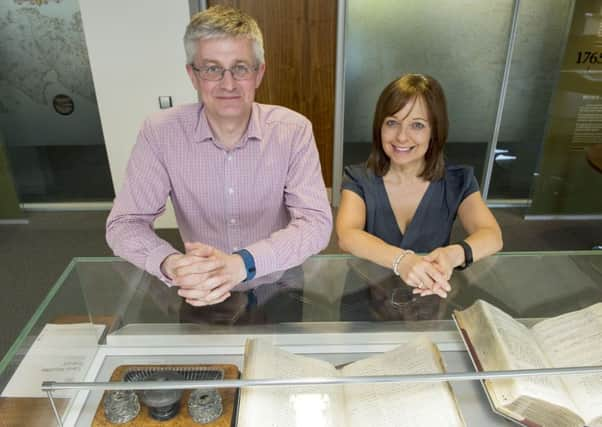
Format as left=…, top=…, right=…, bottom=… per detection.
left=396, top=245, right=463, bottom=298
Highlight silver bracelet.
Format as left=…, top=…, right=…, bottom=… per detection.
left=392, top=249, right=414, bottom=276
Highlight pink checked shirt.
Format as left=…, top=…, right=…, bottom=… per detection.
left=106, top=103, right=332, bottom=283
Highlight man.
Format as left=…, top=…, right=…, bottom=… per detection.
left=106, top=6, right=332, bottom=307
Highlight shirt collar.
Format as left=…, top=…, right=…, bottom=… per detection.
left=194, top=103, right=263, bottom=145
left=246, top=103, right=262, bottom=141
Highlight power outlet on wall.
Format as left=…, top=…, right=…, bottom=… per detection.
left=158, top=96, right=173, bottom=109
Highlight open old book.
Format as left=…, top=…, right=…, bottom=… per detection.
left=453, top=299, right=602, bottom=427
left=237, top=337, right=465, bottom=427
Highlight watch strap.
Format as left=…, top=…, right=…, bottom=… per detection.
left=455, top=240, right=473, bottom=271
left=234, top=249, right=256, bottom=282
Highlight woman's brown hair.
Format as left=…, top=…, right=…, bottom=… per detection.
left=367, top=74, right=448, bottom=181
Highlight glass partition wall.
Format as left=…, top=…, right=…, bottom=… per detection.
left=491, top=0, right=574, bottom=201
left=3, top=0, right=596, bottom=213
left=0, top=0, right=113, bottom=204
left=336, top=0, right=581, bottom=209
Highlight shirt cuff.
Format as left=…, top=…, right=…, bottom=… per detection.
left=145, top=244, right=181, bottom=286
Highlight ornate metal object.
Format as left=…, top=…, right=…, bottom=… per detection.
left=103, top=390, right=140, bottom=424
left=139, top=371, right=185, bottom=421
left=188, top=388, right=223, bottom=424
left=101, top=367, right=226, bottom=423
left=123, top=367, right=224, bottom=382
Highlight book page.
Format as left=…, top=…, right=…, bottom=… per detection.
left=456, top=300, right=578, bottom=415
left=500, top=396, right=584, bottom=427
left=533, top=302, right=602, bottom=424
left=341, top=337, right=464, bottom=427
left=237, top=339, right=346, bottom=427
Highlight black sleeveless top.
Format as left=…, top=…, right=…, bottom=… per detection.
left=341, top=163, right=479, bottom=253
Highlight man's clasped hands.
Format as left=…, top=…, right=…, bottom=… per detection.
left=161, top=242, right=247, bottom=306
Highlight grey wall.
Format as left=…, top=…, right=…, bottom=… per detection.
left=343, top=0, right=572, bottom=145
left=0, top=0, right=104, bottom=148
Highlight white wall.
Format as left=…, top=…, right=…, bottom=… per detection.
left=79, top=0, right=197, bottom=228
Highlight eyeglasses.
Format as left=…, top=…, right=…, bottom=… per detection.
left=191, top=63, right=258, bottom=81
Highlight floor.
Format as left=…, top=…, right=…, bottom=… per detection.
left=1, top=208, right=601, bottom=361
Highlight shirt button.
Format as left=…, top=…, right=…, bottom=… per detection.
left=230, top=218, right=236, bottom=224
left=228, top=187, right=234, bottom=195
left=227, top=155, right=233, bottom=161
left=233, top=246, right=239, bottom=251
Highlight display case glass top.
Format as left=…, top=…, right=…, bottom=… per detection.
left=1, top=251, right=601, bottom=426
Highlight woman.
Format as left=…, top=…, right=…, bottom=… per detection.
left=336, top=74, right=502, bottom=298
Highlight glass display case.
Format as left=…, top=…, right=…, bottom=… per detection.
left=1, top=251, right=602, bottom=426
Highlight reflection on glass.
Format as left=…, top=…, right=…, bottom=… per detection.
left=63, top=254, right=602, bottom=330
left=391, top=286, right=416, bottom=308
left=289, top=393, right=334, bottom=427
left=0, top=130, right=22, bottom=218
left=490, top=0, right=573, bottom=199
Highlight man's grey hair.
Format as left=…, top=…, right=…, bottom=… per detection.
left=184, top=5, right=265, bottom=65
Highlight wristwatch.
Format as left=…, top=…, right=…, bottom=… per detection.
left=455, top=241, right=473, bottom=270
left=234, top=249, right=256, bottom=281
